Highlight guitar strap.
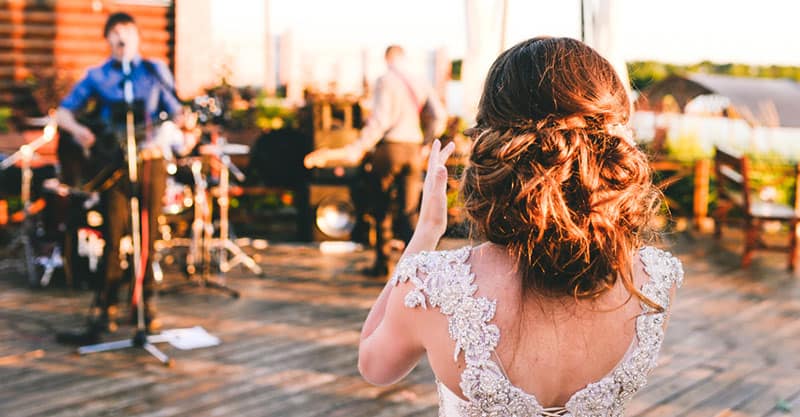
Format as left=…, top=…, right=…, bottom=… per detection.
left=92, top=60, right=175, bottom=189
left=392, top=69, right=424, bottom=114
left=141, top=59, right=179, bottom=103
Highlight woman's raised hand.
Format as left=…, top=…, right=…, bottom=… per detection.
left=416, top=139, right=456, bottom=241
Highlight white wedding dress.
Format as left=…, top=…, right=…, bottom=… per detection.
left=389, top=246, right=684, bottom=417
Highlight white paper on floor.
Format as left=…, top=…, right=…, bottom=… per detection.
left=149, top=326, right=221, bottom=350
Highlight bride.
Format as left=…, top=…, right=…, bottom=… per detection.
left=357, top=37, right=683, bottom=416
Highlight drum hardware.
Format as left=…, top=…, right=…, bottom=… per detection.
left=36, top=245, right=62, bottom=287
left=158, top=137, right=263, bottom=297
left=205, top=139, right=263, bottom=276
left=158, top=155, right=241, bottom=298
left=0, top=120, right=58, bottom=287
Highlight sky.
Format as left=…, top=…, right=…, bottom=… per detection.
left=264, top=0, right=800, bottom=66
left=207, top=0, right=800, bottom=92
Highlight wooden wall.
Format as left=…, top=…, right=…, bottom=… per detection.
left=0, top=0, right=174, bottom=122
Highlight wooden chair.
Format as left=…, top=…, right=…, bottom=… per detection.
left=713, top=146, right=800, bottom=270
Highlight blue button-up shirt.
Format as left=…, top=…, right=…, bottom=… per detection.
left=60, top=55, right=182, bottom=125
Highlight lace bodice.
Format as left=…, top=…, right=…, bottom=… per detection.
left=389, top=246, right=683, bottom=417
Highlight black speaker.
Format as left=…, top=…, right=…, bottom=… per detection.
left=308, top=182, right=355, bottom=242
left=302, top=165, right=364, bottom=242
left=294, top=94, right=368, bottom=242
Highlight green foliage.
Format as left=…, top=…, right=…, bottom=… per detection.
left=657, top=148, right=798, bottom=219
left=628, top=61, right=675, bottom=91
left=451, top=59, right=462, bottom=81
left=775, top=398, right=792, bottom=413
left=0, top=107, right=11, bottom=133
left=655, top=170, right=697, bottom=217
left=218, top=91, right=297, bottom=131
left=627, top=60, right=800, bottom=91
left=253, top=96, right=297, bottom=131
left=747, top=152, right=797, bottom=207
left=665, top=132, right=712, bottom=162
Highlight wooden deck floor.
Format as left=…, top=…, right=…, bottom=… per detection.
left=0, top=230, right=798, bottom=417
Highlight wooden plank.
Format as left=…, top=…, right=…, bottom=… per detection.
left=762, top=389, right=800, bottom=417
left=0, top=234, right=797, bottom=416
left=7, top=373, right=157, bottom=417
left=722, top=367, right=800, bottom=417
left=0, top=23, right=55, bottom=37
left=632, top=364, right=763, bottom=417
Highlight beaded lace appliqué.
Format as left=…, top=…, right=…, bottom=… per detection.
left=391, top=246, right=683, bottom=417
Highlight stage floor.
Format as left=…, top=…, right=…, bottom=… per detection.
left=0, top=230, right=798, bottom=416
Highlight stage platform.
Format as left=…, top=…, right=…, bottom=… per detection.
left=0, top=231, right=798, bottom=416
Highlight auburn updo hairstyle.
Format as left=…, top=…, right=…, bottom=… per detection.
left=461, top=37, right=660, bottom=307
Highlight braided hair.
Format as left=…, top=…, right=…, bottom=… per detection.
left=460, top=37, right=661, bottom=308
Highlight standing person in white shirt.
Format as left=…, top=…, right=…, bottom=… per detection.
left=305, top=45, right=447, bottom=276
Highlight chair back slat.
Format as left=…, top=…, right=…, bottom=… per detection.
left=714, top=147, right=751, bottom=208
left=712, top=146, right=800, bottom=270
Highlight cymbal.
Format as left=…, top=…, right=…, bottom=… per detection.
left=199, top=143, right=250, bottom=156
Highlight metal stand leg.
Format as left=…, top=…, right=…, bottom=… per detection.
left=159, top=158, right=240, bottom=298
left=213, top=153, right=262, bottom=276
left=38, top=245, right=63, bottom=287
left=219, top=239, right=262, bottom=274
left=78, top=330, right=173, bottom=366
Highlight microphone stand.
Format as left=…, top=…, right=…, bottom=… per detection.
left=78, top=61, right=172, bottom=365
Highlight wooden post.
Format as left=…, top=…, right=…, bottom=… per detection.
left=693, top=158, right=710, bottom=230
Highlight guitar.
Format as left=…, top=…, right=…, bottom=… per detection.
left=57, top=115, right=129, bottom=193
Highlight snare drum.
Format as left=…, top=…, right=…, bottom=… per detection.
left=163, top=176, right=193, bottom=215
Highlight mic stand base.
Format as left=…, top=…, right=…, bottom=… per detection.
left=78, top=329, right=173, bottom=366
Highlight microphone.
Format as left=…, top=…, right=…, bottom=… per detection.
left=0, top=120, right=58, bottom=170
left=122, top=58, right=133, bottom=105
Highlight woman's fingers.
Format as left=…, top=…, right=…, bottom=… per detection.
left=439, top=141, right=455, bottom=165
left=427, top=139, right=442, bottom=174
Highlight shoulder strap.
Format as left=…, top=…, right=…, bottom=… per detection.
left=141, top=59, right=177, bottom=97
left=391, top=69, right=424, bottom=114
left=390, top=246, right=501, bottom=366
left=638, top=246, right=684, bottom=311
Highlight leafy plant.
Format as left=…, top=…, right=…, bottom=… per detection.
left=0, top=107, right=11, bottom=133
left=24, top=69, right=75, bottom=116
left=253, top=95, right=297, bottom=131
left=627, top=60, right=800, bottom=91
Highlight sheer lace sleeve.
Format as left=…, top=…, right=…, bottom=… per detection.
left=389, top=247, right=501, bottom=363
left=639, top=246, right=685, bottom=311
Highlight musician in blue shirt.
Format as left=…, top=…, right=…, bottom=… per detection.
left=55, top=12, right=183, bottom=344
left=59, top=55, right=181, bottom=131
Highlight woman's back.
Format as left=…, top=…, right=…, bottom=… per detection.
left=357, top=36, right=684, bottom=417
left=390, top=243, right=683, bottom=416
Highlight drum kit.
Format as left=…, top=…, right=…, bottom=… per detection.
left=0, top=121, right=58, bottom=286
left=157, top=138, right=262, bottom=298
left=0, top=115, right=260, bottom=294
